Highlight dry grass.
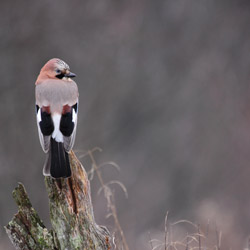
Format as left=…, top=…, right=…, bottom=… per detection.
left=148, top=214, right=224, bottom=250
left=76, top=148, right=243, bottom=250
left=79, top=147, right=129, bottom=250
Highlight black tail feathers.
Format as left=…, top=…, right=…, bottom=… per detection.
left=44, top=138, right=71, bottom=178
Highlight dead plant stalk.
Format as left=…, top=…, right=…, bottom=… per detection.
left=88, top=149, right=129, bottom=250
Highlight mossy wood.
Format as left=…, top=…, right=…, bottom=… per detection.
left=5, top=151, right=111, bottom=250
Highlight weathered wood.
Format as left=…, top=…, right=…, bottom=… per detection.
left=5, top=151, right=111, bottom=250
left=5, top=183, right=57, bottom=250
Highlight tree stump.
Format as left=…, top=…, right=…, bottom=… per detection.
left=5, top=151, right=111, bottom=250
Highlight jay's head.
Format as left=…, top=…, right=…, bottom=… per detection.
left=37, top=58, right=76, bottom=83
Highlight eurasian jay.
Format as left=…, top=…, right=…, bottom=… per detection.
left=35, top=58, right=78, bottom=178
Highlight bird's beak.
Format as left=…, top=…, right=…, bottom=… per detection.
left=65, top=72, right=76, bottom=78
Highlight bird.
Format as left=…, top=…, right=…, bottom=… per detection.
left=35, top=58, right=79, bottom=178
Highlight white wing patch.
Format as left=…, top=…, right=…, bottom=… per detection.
left=52, top=114, right=63, bottom=142
left=36, top=107, right=50, bottom=153
left=72, top=108, right=77, bottom=123
left=63, top=102, right=78, bottom=152
left=37, top=108, right=42, bottom=122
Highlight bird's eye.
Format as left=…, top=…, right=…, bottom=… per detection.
left=56, top=69, right=61, bottom=74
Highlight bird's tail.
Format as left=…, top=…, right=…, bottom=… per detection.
left=43, top=138, right=71, bottom=178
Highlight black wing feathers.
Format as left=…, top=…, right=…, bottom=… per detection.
left=60, top=112, right=74, bottom=136
left=60, top=103, right=77, bottom=137
left=36, top=103, right=77, bottom=178
left=36, top=105, right=54, bottom=136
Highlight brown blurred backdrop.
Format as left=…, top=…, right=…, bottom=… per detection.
left=1, top=0, right=250, bottom=249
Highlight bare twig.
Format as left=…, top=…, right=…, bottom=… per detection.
left=197, top=224, right=201, bottom=250
left=165, top=211, right=169, bottom=250
left=171, top=220, right=198, bottom=229
left=82, top=148, right=129, bottom=250
left=169, top=224, right=173, bottom=250
left=148, top=232, right=154, bottom=250
left=186, top=233, right=189, bottom=250
left=215, top=222, right=221, bottom=250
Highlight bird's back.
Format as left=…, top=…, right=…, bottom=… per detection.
left=36, top=79, right=78, bottom=113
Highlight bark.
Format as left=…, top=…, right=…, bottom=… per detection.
left=5, top=151, right=111, bottom=250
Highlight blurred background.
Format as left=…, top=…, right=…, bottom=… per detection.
left=1, top=0, right=250, bottom=249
